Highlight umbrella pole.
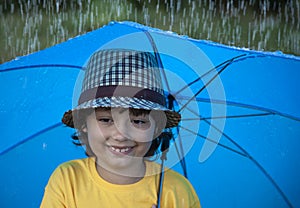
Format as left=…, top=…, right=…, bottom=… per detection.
left=156, top=133, right=170, bottom=208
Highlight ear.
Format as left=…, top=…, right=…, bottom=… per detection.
left=154, top=126, right=163, bottom=138
left=155, top=127, right=159, bottom=134
left=81, top=124, right=87, bottom=133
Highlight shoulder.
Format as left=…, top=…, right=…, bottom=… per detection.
left=42, top=158, right=95, bottom=207
left=146, top=162, right=200, bottom=207
left=57, top=157, right=91, bottom=169
left=48, top=157, right=92, bottom=180
left=146, top=161, right=196, bottom=191
left=56, top=157, right=90, bottom=170
left=164, top=168, right=193, bottom=189
left=45, top=157, right=94, bottom=193
left=163, top=169, right=201, bottom=207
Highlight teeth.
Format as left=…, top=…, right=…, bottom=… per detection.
left=121, top=148, right=129, bottom=153
left=111, top=146, right=131, bottom=153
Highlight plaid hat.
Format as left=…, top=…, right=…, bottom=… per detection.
left=62, top=49, right=181, bottom=128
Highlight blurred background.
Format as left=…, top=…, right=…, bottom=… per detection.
left=0, top=0, right=299, bottom=64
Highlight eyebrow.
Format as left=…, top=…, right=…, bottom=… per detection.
left=118, top=108, right=127, bottom=114
left=95, top=107, right=111, bottom=112
left=96, top=107, right=127, bottom=115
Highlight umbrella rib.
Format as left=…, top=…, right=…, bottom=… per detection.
left=144, top=31, right=189, bottom=179
left=179, top=125, right=248, bottom=157
left=202, top=119, right=294, bottom=208
left=173, top=126, right=188, bottom=178
left=143, top=31, right=171, bottom=93
left=202, top=119, right=250, bottom=156
left=183, top=53, right=266, bottom=96
left=0, top=64, right=84, bottom=73
left=176, top=97, right=276, bottom=121
left=174, top=54, right=247, bottom=96
left=176, top=96, right=294, bottom=207
left=176, top=96, right=300, bottom=122
left=0, top=122, right=62, bottom=156
left=181, top=112, right=274, bottom=121
left=139, top=31, right=293, bottom=206
left=196, top=97, right=300, bottom=122
left=144, top=31, right=189, bottom=178
left=178, top=59, right=234, bottom=113
left=176, top=53, right=271, bottom=114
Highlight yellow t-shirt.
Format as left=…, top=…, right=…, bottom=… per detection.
left=40, top=157, right=200, bottom=208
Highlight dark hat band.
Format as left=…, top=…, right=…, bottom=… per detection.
left=78, top=85, right=166, bottom=107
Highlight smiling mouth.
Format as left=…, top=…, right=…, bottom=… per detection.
left=109, top=146, right=133, bottom=154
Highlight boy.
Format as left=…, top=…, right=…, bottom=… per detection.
left=40, top=49, right=201, bottom=207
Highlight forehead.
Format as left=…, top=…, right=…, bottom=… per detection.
left=94, top=107, right=150, bottom=116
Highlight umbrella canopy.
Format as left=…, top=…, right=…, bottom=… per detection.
left=1, top=21, right=299, bottom=208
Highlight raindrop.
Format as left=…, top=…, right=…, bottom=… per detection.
left=43, top=143, right=47, bottom=150
left=156, top=0, right=160, bottom=13
left=78, top=0, right=82, bottom=11
left=117, top=5, right=120, bottom=17
left=10, top=3, right=14, bottom=13
left=1, top=0, right=300, bottom=63
left=56, top=1, right=59, bottom=13
left=176, top=0, right=181, bottom=12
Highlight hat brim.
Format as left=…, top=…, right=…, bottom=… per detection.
left=62, top=97, right=181, bottom=128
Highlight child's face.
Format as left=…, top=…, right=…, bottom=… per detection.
left=83, top=108, right=156, bottom=174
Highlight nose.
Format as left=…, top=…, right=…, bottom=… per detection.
left=111, top=121, right=130, bottom=142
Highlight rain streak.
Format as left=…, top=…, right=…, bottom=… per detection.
left=0, top=0, right=299, bottom=63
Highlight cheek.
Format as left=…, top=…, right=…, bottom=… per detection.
left=145, top=141, right=153, bottom=150
left=136, top=141, right=153, bottom=156
left=132, top=121, right=157, bottom=143
left=85, top=121, right=106, bottom=144
left=86, top=128, right=107, bottom=157
left=89, top=131, right=107, bottom=146
left=133, top=129, right=155, bottom=143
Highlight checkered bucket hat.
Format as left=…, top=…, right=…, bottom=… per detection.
left=62, top=49, right=181, bottom=128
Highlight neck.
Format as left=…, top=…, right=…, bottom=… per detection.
left=95, top=160, right=146, bottom=185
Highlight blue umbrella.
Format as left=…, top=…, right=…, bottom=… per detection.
left=1, top=21, right=299, bottom=208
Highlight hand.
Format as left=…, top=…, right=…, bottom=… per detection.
left=151, top=205, right=157, bottom=208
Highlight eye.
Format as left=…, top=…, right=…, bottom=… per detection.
left=131, top=117, right=151, bottom=129
left=132, top=119, right=146, bottom=125
left=97, top=117, right=113, bottom=125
